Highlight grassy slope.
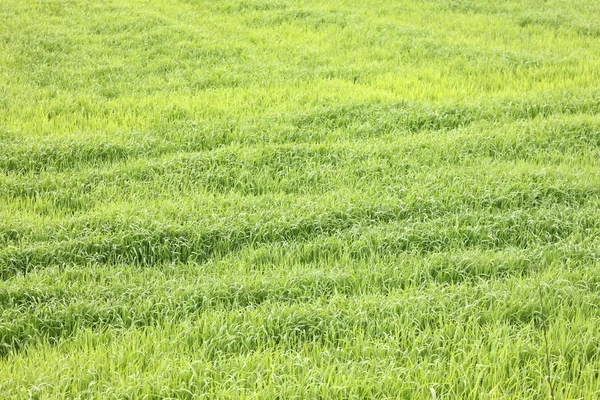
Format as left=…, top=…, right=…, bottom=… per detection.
left=1, top=0, right=600, bottom=398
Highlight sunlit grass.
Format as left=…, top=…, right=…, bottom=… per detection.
left=1, top=0, right=600, bottom=397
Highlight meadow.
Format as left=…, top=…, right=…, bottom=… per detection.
left=1, top=0, right=600, bottom=397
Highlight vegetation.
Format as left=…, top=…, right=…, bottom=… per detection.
left=1, top=0, right=600, bottom=397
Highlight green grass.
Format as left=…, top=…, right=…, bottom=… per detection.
left=1, top=0, right=600, bottom=397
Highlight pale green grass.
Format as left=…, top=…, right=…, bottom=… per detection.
left=1, top=0, right=600, bottom=398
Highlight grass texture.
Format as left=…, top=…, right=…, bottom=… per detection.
left=1, top=0, right=600, bottom=398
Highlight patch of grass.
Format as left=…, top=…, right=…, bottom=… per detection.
left=1, top=0, right=600, bottom=397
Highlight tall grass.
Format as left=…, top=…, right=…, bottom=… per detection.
left=1, top=0, right=600, bottom=397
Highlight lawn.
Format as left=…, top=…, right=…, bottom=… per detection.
left=1, top=0, right=600, bottom=398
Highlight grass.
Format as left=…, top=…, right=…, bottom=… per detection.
left=1, top=0, right=600, bottom=397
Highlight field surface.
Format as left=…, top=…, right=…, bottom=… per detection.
left=1, top=0, right=600, bottom=398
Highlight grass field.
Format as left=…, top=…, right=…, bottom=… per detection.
left=1, top=0, right=600, bottom=398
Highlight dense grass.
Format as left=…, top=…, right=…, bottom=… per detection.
left=1, top=0, right=600, bottom=397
